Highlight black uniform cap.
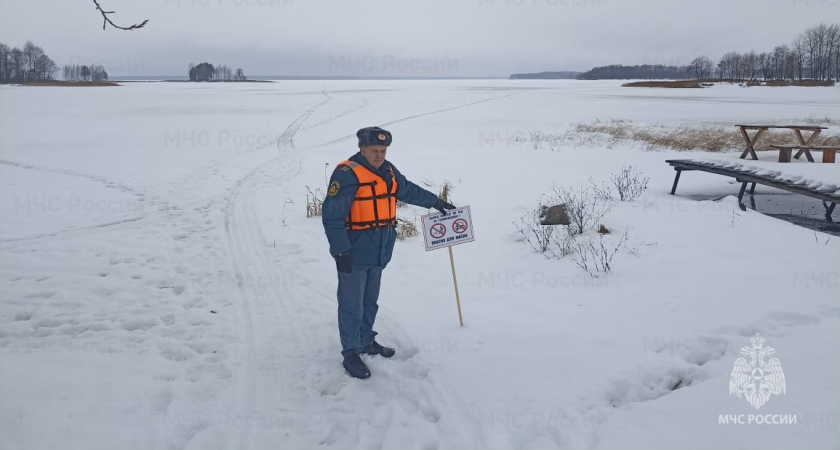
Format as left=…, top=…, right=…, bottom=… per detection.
left=357, top=126, right=392, bottom=148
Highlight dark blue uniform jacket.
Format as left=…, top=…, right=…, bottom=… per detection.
left=322, top=152, right=439, bottom=267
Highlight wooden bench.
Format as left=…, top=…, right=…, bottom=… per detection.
left=804, top=146, right=838, bottom=163
left=769, top=145, right=838, bottom=163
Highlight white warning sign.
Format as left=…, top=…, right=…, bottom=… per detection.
left=421, top=206, right=475, bottom=251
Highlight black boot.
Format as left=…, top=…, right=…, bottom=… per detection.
left=343, top=353, right=371, bottom=379
left=363, top=340, right=396, bottom=358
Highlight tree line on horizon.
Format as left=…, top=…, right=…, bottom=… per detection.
left=63, top=65, right=108, bottom=82
left=0, top=41, right=58, bottom=83
left=579, top=23, right=840, bottom=81
left=0, top=40, right=111, bottom=84
left=188, top=62, right=247, bottom=82
left=1, top=41, right=251, bottom=84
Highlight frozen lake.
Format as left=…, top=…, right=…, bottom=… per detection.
left=1, top=80, right=839, bottom=450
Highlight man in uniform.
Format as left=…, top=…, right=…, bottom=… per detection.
left=322, top=126, right=456, bottom=379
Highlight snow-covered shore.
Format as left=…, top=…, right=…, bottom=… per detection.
left=1, top=80, right=838, bottom=450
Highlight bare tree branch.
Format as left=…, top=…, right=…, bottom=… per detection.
left=92, top=0, right=148, bottom=31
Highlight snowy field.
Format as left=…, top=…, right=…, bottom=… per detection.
left=1, top=80, right=839, bottom=450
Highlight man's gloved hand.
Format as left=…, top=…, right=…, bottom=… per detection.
left=433, top=199, right=456, bottom=215
left=335, top=251, right=353, bottom=273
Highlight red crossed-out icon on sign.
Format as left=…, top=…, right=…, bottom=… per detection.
left=430, top=223, right=446, bottom=239
left=452, top=219, right=468, bottom=234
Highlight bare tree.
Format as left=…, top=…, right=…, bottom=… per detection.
left=834, top=27, right=840, bottom=80
left=717, top=52, right=739, bottom=80
left=63, top=64, right=90, bottom=82
left=772, top=45, right=788, bottom=80
left=215, top=65, right=231, bottom=81
left=22, top=41, right=42, bottom=81
left=90, top=65, right=107, bottom=81
left=689, top=56, right=713, bottom=80
left=216, top=65, right=233, bottom=81
left=733, top=53, right=745, bottom=80
left=758, top=52, right=773, bottom=80
left=818, top=23, right=840, bottom=80
left=63, top=65, right=77, bottom=81
left=0, top=43, right=8, bottom=83
left=803, top=25, right=820, bottom=79
left=10, top=48, right=24, bottom=83
left=34, top=54, right=57, bottom=80
left=792, top=35, right=806, bottom=80
left=92, top=0, right=148, bottom=31
left=743, top=51, right=759, bottom=80
left=795, top=23, right=840, bottom=80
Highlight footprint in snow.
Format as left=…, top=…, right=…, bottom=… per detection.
left=158, top=343, right=197, bottom=362
left=605, top=364, right=705, bottom=408
left=320, top=424, right=348, bottom=446
left=648, top=335, right=729, bottom=366
left=122, top=318, right=159, bottom=332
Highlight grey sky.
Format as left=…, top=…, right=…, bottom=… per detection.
left=0, top=0, right=835, bottom=77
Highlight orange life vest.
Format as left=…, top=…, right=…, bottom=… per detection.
left=340, top=160, right=398, bottom=230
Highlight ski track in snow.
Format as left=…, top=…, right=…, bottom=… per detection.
left=0, top=159, right=160, bottom=244
left=222, top=92, right=328, bottom=450
left=6, top=83, right=835, bottom=449
left=301, top=98, right=369, bottom=131
left=221, top=90, right=488, bottom=449
left=0, top=158, right=151, bottom=200
left=0, top=158, right=225, bottom=246
left=1, top=157, right=250, bottom=447
left=311, top=92, right=518, bottom=149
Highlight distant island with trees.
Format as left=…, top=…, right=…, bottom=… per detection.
left=510, top=22, right=839, bottom=84
left=1, top=39, right=117, bottom=85
left=187, top=62, right=249, bottom=82
left=0, top=41, right=257, bottom=85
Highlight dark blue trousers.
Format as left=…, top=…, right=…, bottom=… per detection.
left=337, top=264, right=383, bottom=356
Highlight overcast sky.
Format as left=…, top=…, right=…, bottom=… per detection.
left=0, top=0, right=835, bottom=77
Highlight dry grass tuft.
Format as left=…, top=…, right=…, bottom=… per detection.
left=438, top=181, right=454, bottom=203
left=396, top=218, right=419, bottom=241
left=805, top=115, right=840, bottom=125
left=623, top=80, right=835, bottom=88
left=305, top=186, right=324, bottom=218
left=763, top=80, right=835, bottom=87
left=572, top=119, right=840, bottom=152
left=23, top=81, right=120, bottom=87
left=622, top=81, right=704, bottom=88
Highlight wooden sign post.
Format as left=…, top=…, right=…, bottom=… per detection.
left=421, top=206, right=475, bottom=326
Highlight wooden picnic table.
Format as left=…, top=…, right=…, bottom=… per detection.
left=735, top=124, right=828, bottom=160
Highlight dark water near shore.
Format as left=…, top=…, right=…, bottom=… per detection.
left=688, top=189, right=840, bottom=237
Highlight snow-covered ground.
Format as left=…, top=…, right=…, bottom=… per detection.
left=1, top=80, right=838, bottom=450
